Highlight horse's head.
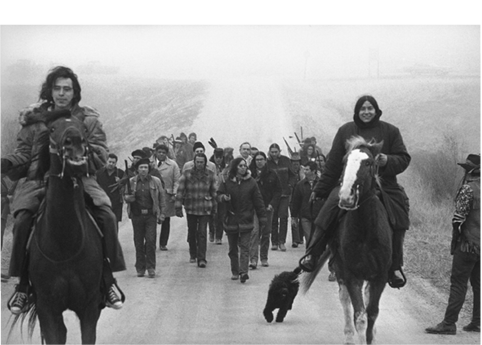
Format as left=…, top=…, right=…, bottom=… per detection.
left=338, top=136, right=383, bottom=210
left=48, top=115, right=89, bottom=177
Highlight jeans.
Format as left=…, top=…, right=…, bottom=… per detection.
left=444, top=243, right=480, bottom=325
left=227, top=231, right=251, bottom=276
left=187, top=214, right=209, bottom=263
left=249, top=209, right=273, bottom=264
left=291, top=216, right=302, bottom=244
left=132, top=214, right=157, bottom=272
left=159, top=217, right=170, bottom=247
left=272, top=196, right=289, bottom=245
left=209, top=203, right=224, bottom=240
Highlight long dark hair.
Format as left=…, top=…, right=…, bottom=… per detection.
left=228, top=157, right=246, bottom=179
left=39, top=66, right=82, bottom=106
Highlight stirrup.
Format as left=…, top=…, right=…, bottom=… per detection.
left=388, top=268, right=407, bottom=289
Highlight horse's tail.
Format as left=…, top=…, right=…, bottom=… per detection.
left=7, top=295, right=40, bottom=343
left=300, top=248, right=331, bottom=294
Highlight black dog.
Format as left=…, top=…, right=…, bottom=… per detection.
left=263, top=267, right=301, bottom=323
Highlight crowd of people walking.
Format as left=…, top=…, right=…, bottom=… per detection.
left=0, top=65, right=478, bottom=337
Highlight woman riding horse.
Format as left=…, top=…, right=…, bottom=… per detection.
left=299, top=95, right=410, bottom=288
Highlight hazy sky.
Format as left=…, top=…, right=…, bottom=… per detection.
left=1, top=25, right=479, bottom=80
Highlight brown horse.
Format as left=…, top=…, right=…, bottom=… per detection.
left=14, top=115, right=104, bottom=344
left=301, top=136, right=392, bottom=345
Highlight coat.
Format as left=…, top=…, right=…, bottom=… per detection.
left=314, top=113, right=411, bottom=230
left=290, top=177, right=324, bottom=221
left=5, top=102, right=109, bottom=215
left=175, top=167, right=217, bottom=216
left=217, top=172, right=267, bottom=233
left=251, top=165, right=282, bottom=209
left=154, top=157, right=180, bottom=217
left=267, top=155, right=296, bottom=197
left=125, top=174, right=166, bottom=222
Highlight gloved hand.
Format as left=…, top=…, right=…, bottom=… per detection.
left=157, top=215, right=165, bottom=224
left=1, top=159, right=12, bottom=174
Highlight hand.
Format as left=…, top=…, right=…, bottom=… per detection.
left=176, top=208, right=184, bottom=218
left=125, top=194, right=135, bottom=203
left=157, top=215, right=165, bottom=224
left=266, top=204, right=273, bottom=212
left=291, top=217, right=298, bottom=226
left=1, top=159, right=11, bottom=174
left=223, top=194, right=231, bottom=202
left=377, top=153, right=388, bottom=167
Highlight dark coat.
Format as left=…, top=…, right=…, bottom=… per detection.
left=267, top=155, right=296, bottom=197
left=290, top=177, right=323, bottom=221
left=217, top=173, right=267, bottom=233
left=251, top=165, right=282, bottom=210
left=314, top=114, right=411, bottom=230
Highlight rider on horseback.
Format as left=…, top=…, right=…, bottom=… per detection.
left=1, top=66, right=126, bottom=314
left=299, top=95, right=411, bottom=289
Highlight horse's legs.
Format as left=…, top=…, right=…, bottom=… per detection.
left=346, top=279, right=367, bottom=345
left=36, top=307, right=67, bottom=344
left=78, top=304, right=101, bottom=344
left=338, top=283, right=355, bottom=345
left=365, top=280, right=386, bottom=344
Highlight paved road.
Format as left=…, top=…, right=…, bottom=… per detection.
left=2, top=215, right=479, bottom=344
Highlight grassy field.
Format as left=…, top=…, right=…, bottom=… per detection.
left=1, top=75, right=480, bottom=309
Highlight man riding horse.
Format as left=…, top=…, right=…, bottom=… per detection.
left=299, top=95, right=411, bottom=288
left=1, top=66, right=126, bottom=314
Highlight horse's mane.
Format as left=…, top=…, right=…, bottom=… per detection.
left=345, top=135, right=378, bottom=153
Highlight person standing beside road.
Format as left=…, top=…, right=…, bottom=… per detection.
left=248, top=152, right=281, bottom=268
left=96, top=153, right=125, bottom=226
left=154, top=144, right=180, bottom=251
left=426, top=154, right=480, bottom=335
left=125, top=158, right=166, bottom=278
left=218, top=157, right=267, bottom=283
left=175, top=153, right=217, bottom=268
left=267, top=143, right=296, bottom=252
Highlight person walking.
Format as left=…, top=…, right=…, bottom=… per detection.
left=154, top=144, right=181, bottom=251
left=290, top=161, right=323, bottom=246
left=289, top=152, right=304, bottom=247
left=248, top=152, right=281, bottom=268
left=125, top=158, right=166, bottom=278
left=299, top=95, right=411, bottom=289
left=218, top=157, right=267, bottom=283
left=267, top=143, right=296, bottom=252
left=425, top=154, right=480, bottom=335
left=175, top=153, right=217, bottom=267
left=96, top=153, right=125, bottom=225
left=209, top=148, right=226, bottom=244
left=1, top=66, right=125, bottom=314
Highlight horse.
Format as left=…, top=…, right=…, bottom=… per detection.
left=13, top=114, right=105, bottom=344
left=301, top=136, right=392, bottom=345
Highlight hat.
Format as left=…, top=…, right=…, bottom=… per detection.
left=290, top=152, right=301, bottom=161
left=214, top=148, right=224, bottom=157
left=135, top=158, right=151, bottom=169
left=142, top=147, right=153, bottom=158
left=131, top=149, right=147, bottom=158
left=458, top=154, right=480, bottom=172
left=193, top=141, right=205, bottom=152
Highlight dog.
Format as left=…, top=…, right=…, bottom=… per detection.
left=263, top=267, right=301, bottom=323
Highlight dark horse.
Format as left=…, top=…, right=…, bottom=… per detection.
left=15, top=115, right=104, bottom=344
left=301, top=136, right=392, bottom=345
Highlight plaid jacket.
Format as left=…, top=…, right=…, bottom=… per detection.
left=175, top=167, right=217, bottom=216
